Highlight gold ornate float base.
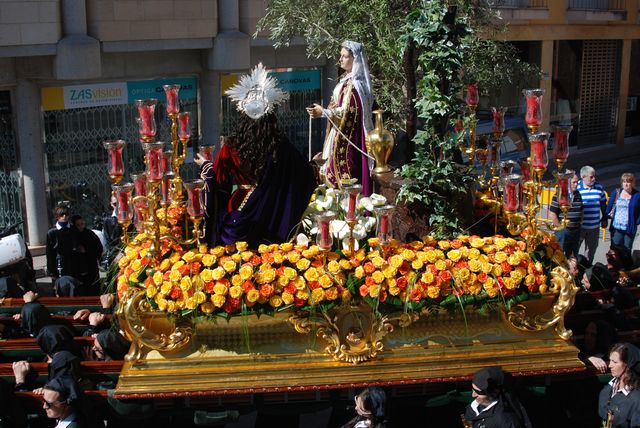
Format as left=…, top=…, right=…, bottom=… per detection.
left=114, top=300, right=583, bottom=397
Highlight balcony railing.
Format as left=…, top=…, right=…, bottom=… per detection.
left=494, top=0, right=548, bottom=8
left=568, top=0, right=626, bottom=10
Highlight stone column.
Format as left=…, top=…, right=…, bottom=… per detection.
left=200, top=70, right=221, bottom=146
left=206, top=0, right=250, bottom=71
left=15, top=79, right=49, bottom=246
left=616, top=39, right=631, bottom=148
left=54, top=0, right=101, bottom=80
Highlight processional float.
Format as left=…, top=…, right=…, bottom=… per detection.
left=104, top=81, right=582, bottom=398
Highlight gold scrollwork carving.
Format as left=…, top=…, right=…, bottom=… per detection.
left=116, top=288, right=193, bottom=361
left=507, top=265, right=577, bottom=340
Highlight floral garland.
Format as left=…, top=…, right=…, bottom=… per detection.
left=116, top=232, right=565, bottom=318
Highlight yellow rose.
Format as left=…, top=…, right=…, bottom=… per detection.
left=456, top=268, right=470, bottom=281
left=211, top=246, right=225, bottom=257
left=318, top=274, right=333, bottom=288
left=524, top=274, right=536, bottom=287
left=282, top=292, right=294, bottom=305
left=304, top=267, right=319, bottom=282
left=200, top=302, right=215, bottom=314
left=231, top=274, right=243, bottom=287
left=503, top=277, right=517, bottom=290
left=168, top=270, right=181, bottom=283
left=427, top=286, right=440, bottom=299
left=389, top=286, right=401, bottom=296
left=235, top=241, right=248, bottom=252
left=508, top=254, right=521, bottom=266
left=434, top=260, right=447, bottom=271
left=156, top=297, right=168, bottom=311
left=492, top=264, right=503, bottom=276
left=277, top=275, right=289, bottom=287
left=421, top=271, right=435, bottom=284
left=494, top=252, right=508, bottom=263
left=146, top=285, right=158, bottom=298
left=118, top=256, right=130, bottom=268
left=201, top=254, right=216, bottom=267
left=371, top=270, right=385, bottom=284
left=327, top=260, right=342, bottom=274
left=468, top=248, right=481, bottom=260
left=400, top=249, right=415, bottom=262
left=131, top=259, right=142, bottom=272
left=389, top=255, right=404, bottom=268
left=294, top=276, right=306, bottom=290
left=301, top=249, right=315, bottom=259
left=481, top=262, right=493, bottom=274
left=354, top=266, right=365, bottom=278
left=166, top=300, right=177, bottom=312
left=279, top=242, right=293, bottom=252
left=258, top=244, right=269, bottom=254
left=193, top=291, right=206, bottom=305
left=484, top=284, right=499, bottom=298
left=411, top=259, right=424, bottom=270
left=152, top=271, right=163, bottom=286
left=182, top=251, right=196, bottom=262
left=171, top=260, right=185, bottom=271
left=246, top=289, right=260, bottom=303
left=287, top=251, right=301, bottom=264
left=212, top=267, right=226, bottom=280
left=468, top=259, right=482, bottom=273
left=309, top=288, right=325, bottom=305
left=180, top=277, right=193, bottom=292
left=211, top=294, right=226, bottom=308
left=160, top=281, right=172, bottom=295
left=468, top=283, right=482, bottom=295
left=371, top=256, right=385, bottom=269
left=295, top=289, right=309, bottom=300
left=200, top=269, right=214, bottom=283
left=367, top=237, right=380, bottom=248
left=229, top=285, right=243, bottom=299
left=213, top=282, right=228, bottom=295
left=283, top=267, right=297, bottom=281
left=424, top=250, right=437, bottom=263
left=237, top=264, right=252, bottom=281
left=128, top=273, right=139, bottom=283
left=325, top=287, right=339, bottom=300
left=185, top=297, right=197, bottom=310
left=269, top=295, right=283, bottom=308
left=159, top=258, right=171, bottom=271
left=273, top=252, right=284, bottom=264
left=222, top=259, right=237, bottom=273
left=339, top=259, right=352, bottom=270
left=470, top=237, right=485, bottom=248
left=368, top=284, right=381, bottom=298
left=296, top=258, right=311, bottom=271
left=438, top=240, right=451, bottom=250
left=261, top=268, right=276, bottom=283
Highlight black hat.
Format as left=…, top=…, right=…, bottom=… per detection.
left=472, top=366, right=504, bottom=395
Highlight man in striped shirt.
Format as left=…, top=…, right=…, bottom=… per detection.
left=577, top=165, right=608, bottom=263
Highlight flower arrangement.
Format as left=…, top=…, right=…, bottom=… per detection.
left=116, top=231, right=565, bottom=319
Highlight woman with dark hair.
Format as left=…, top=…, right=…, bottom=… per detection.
left=577, top=320, right=618, bottom=373
left=196, top=64, right=316, bottom=247
left=606, top=173, right=640, bottom=251
left=69, top=214, right=103, bottom=295
left=91, top=329, right=130, bottom=361
left=598, top=342, right=640, bottom=427
left=464, top=366, right=532, bottom=428
left=341, top=387, right=388, bottom=428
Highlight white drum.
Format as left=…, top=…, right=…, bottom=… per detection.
left=0, top=233, right=27, bottom=269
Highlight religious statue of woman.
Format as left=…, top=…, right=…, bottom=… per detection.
left=306, top=41, right=374, bottom=196
left=195, top=63, right=316, bottom=247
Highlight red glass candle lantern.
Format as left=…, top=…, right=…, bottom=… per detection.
left=315, top=211, right=336, bottom=251
left=374, top=205, right=395, bottom=246
left=184, top=179, right=205, bottom=218
left=342, top=184, right=362, bottom=222
left=199, top=145, right=214, bottom=161
left=499, top=160, right=517, bottom=178
left=502, top=175, right=522, bottom=213
left=466, top=84, right=479, bottom=109
left=112, top=183, right=134, bottom=223
left=131, top=172, right=147, bottom=197
left=103, top=140, right=125, bottom=181
left=135, top=99, right=158, bottom=140
left=489, top=140, right=501, bottom=166
left=522, top=89, right=544, bottom=132
left=551, top=125, right=572, bottom=168
left=178, top=112, right=191, bottom=140
left=556, top=169, right=574, bottom=209
left=163, top=84, right=180, bottom=115
left=491, top=106, right=507, bottom=137
left=133, top=197, right=148, bottom=232
left=161, top=172, right=174, bottom=204
left=518, top=158, right=531, bottom=182
left=142, top=141, right=165, bottom=181
left=529, top=132, right=549, bottom=171
left=476, top=149, right=488, bottom=165
left=162, top=150, right=173, bottom=174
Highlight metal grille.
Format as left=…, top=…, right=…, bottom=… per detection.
left=494, top=0, right=548, bottom=8
left=43, top=99, right=199, bottom=226
left=222, top=88, right=324, bottom=159
left=0, top=92, right=23, bottom=232
left=577, top=40, right=621, bottom=147
left=568, top=0, right=625, bottom=10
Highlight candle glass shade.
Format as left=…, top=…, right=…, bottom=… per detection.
left=162, top=150, right=174, bottom=174
left=475, top=149, right=488, bottom=166
left=142, top=142, right=165, bottom=181
left=199, top=145, right=214, bottom=161
left=161, top=172, right=174, bottom=204
left=466, top=84, right=479, bottom=109
left=499, top=160, right=518, bottom=178
left=491, top=107, right=507, bottom=137
left=131, top=173, right=147, bottom=197
left=184, top=179, right=205, bottom=218
left=551, top=125, right=573, bottom=167
left=135, top=99, right=158, bottom=140
left=163, top=84, right=181, bottom=115
left=374, top=205, right=395, bottom=246
left=523, top=89, right=544, bottom=131
left=556, top=169, right=575, bottom=208
left=133, top=197, right=148, bottom=231
left=502, top=174, right=522, bottom=213
left=518, top=158, right=532, bottom=182
left=529, top=132, right=549, bottom=171
left=342, top=184, right=362, bottom=222
left=103, top=140, right=125, bottom=181
left=178, top=112, right=191, bottom=140
left=315, top=211, right=336, bottom=251
left=113, top=183, right=134, bottom=223
left=489, top=140, right=501, bottom=166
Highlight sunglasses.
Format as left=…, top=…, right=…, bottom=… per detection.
left=43, top=399, right=65, bottom=409
left=472, top=386, right=486, bottom=395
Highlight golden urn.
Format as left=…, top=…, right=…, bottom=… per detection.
left=366, top=110, right=395, bottom=174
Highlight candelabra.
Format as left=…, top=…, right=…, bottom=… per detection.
left=103, top=85, right=203, bottom=264
left=461, top=83, right=479, bottom=161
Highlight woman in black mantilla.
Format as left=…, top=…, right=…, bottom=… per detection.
left=599, top=342, right=640, bottom=427
left=195, top=63, right=316, bottom=247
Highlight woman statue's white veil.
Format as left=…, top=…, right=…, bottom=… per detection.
left=342, top=41, right=374, bottom=133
